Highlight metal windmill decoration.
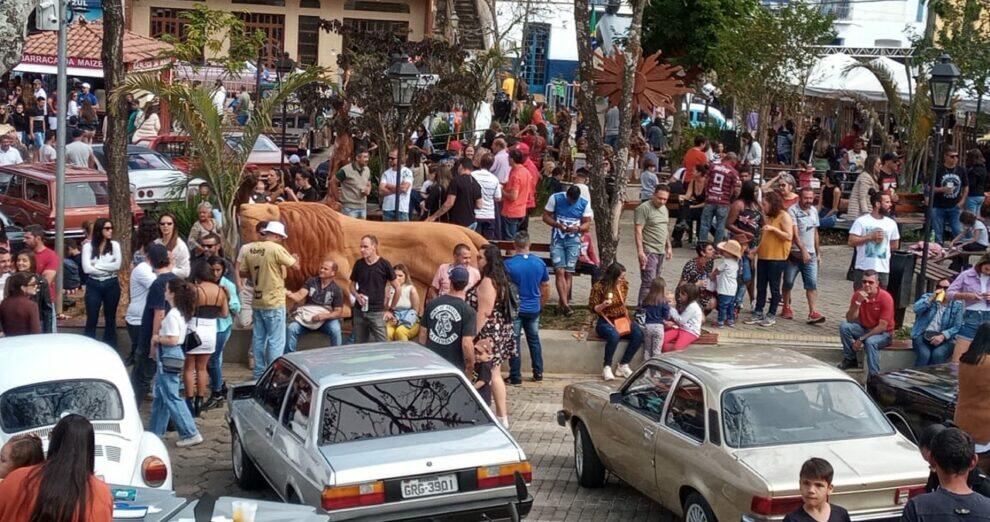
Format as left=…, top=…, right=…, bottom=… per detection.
left=593, top=50, right=693, bottom=112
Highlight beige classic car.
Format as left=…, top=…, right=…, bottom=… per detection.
left=557, top=347, right=930, bottom=522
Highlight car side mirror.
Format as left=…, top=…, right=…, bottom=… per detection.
left=609, top=391, right=622, bottom=405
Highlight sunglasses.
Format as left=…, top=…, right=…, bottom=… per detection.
left=103, top=226, right=113, bottom=230
left=861, top=280, right=877, bottom=286
left=948, top=154, right=959, bottom=158
left=938, top=285, right=950, bottom=290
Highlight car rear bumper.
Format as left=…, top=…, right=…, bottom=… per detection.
left=331, top=493, right=534, bottom=521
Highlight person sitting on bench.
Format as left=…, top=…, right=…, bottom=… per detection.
left=838, top=269, right=894, bottom=376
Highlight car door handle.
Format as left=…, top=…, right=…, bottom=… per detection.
left=265, top=424, right=275, bottom=437
left=643, top=427, right=655, bottom=439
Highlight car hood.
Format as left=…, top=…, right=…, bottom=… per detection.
left=128, top=169, right=189, bottom=188
left=873, top=364, right=958, bottom=405
left=319, top=425, right=523, bottom=485
left=732, top=435, right=929, bottom=496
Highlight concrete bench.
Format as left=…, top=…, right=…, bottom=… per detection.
left=854, top=338, right=916, bottom=374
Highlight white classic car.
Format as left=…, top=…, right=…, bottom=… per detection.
left=92, top=144, right=203, bottom=207
left=0, top=334, right=173, bottom=489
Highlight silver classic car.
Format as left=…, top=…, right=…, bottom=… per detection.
left=558, top=347, right=930, bottom=522
left=227, top=342, right=533, bottom=520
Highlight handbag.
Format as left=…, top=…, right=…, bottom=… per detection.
left=183, top=327, right=202, bottom=353
left=606, top=314, right=633, bottom=337
left=160, top=355, right=184, bottom=374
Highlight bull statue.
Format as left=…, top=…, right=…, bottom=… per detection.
left=239, top=203, right=488, bottom=302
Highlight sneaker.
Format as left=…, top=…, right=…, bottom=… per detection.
left=532, top=373, right=543, bottom=382
left=176, top=433, right=203, bottom=448
left=780, top=306, right=795, bottom=320
left=759, top=315, right=777, bottom=327
left=634, top=311, right=646, bottom=326
left=836, top=358, right=858, bottom=370
left=561, top=306, right=574, bottom=317
left=602, top=366, right=616, bottom=381
left=807, top=311, right=826, bottom=324
left=712, top=321, right=724, bottom=328
left=508, top=376, right=523, bottom=386
left=744, top=313, right=765, bottom=325
left=726, top=320, right=735, bottom=328
left=616, top=364, right=633, bottom=378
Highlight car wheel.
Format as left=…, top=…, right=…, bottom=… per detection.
left=684, top=492, right=717, bottom=522
left=573, top=421, right=606, bottom=488
left=231, top=428, right=263, bottom=490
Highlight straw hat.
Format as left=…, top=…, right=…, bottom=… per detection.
left=717, top=239, right=743, bottom=259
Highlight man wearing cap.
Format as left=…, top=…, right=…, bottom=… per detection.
left=78, top=82, right=98, bottom=108
left=65, top=128, right=96, bottom=169
left=420, top=265, right=477, bottom=375
left=336, top=148, right=372, bottom=219
left=237, top=221, right=300, bottom=379
left=379, top=149, right=414, bottom=221
left=132, top=244, right=175, bottom=404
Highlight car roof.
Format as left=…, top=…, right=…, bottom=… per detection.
left=0, top=162, right=106, bottom=182
left=0, top=334, right=130, bottom=393
left=283, top=342, right=462, bottom=387
left=656, top=347, right=855, bottom=392
left=92, top=144, right=156, bottom=155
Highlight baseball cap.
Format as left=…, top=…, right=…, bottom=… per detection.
left=449, top=265, right=470, bottom=285
left=261, top=221, right=288, bottom=238
left=289, top=154, right=301, bottom=164
left=147, top=243, right=169, bottom=266
left=881, top=152, right=899, bottom=163
left=514, top=142, right=530, bottom=155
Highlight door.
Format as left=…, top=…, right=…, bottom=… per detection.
left=655, top=374, right=707, bottom=508
left=0, top=174, right=31, bottom=227
left=242, top=359, right=295, bottom=484
left=598, top=364, right=676, bottom=500
left=272, top=373, right=319, bottom=503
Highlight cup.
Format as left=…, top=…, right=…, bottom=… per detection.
left=235, top=501, right=257, bottom=522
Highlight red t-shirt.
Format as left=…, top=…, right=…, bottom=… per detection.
left=853, top=288, right=895, bottom=334
left=524, top=159, right=539, bottom=209
left=705, top=163, right=740, bottom=205
left=34, top=247, right=59, bottom=300
left=682, top=147, right=708, bottom=184
left=502, top=166, right=530, bottom=218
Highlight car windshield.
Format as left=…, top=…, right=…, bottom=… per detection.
left=127, top=152, right=174, bottom=170
left=1, top=379, right=124, bottom=433
left=320, top=376, right=492, bottom=444
left=225, top=134, right=280, bottom=153
left=65, top=181, right=110, bottom=208
left=722, top=380, right=893, bottom=448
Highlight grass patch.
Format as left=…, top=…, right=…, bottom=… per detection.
left=539, top=305, right=638, bottom=331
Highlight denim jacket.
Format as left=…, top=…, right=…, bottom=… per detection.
left=911, top=293, right=964, bottom=341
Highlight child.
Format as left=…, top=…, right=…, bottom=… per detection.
left=0, top=434, right=44, bottom=479
left=784, top=458, right=851, bottom=522
left=639, top=158, right=659, bottom=201
left=713, top=240, right=742, bottom=327
left=473, top=343, right=493, bottom=407
left=945, top=211, right=989, bottom=271
left=663, top=283, right=703, bottom=352
left=641, top=277, right=671, bottom=359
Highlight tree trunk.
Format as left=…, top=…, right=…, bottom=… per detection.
left=573, top=0, right=609, bottom=264
left=101, top=0, right=133, bottom=269
left=0, top=0, right=35, bottom=76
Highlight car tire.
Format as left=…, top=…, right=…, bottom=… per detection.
left=573, top=421, right=606, bottom=488
left=231, top=428, right=263, bottom=490
left=684, top=492, right=718, bottom=522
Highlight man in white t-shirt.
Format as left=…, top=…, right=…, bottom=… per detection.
left=849, top=191, right=900, bottom=289
left=472, top=151, right=502, bottom=240
left=378, top=149, right=414, bottom=221
left=0, top=133, right=23, bottom=166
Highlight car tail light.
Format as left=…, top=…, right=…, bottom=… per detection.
left=322, top=481, right=385, bottom=510
left=750, top=495, right=804, bottom=516
left=476, top=461, right=532, bottom=489
left=895, top=485, right=926, bottom=505
left=137, top=190, right=145, bottom=198
left=141, top=456, right=168, bottom=487
left=146, top=189, right=154, bottom=198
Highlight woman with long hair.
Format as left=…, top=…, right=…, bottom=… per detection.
left=819, top=171, right=843, bottom=229
left=965, top=148, right=987, bottom=215
left=0, top=272, right=42, bottom=336
left=847, top=154, right=881, bottom=219
left=156, top=211, right=191, bottom=278
left=387, top=264, right=421, bottom=341
left=149, top=279, right=203, bottom=447
left=674, top=164, right=708, bottom=246
left=131, top=216, right=160, bottom=266
left=726, top=180, right=764, bottom=313
left=14, top=250, right=53, bottom=333
left=412, top=123, right=434, bottom=156
left=185, top=260, right=229, bottom=417
left=678, top=242, right=717, bottom=313
left=0, top=414, right=113, bottom=521
left=467, top=244, right=516, bottom=426
left=204, top=255, right=241, bottom=410
left=78, top=99, right=98, bottom=131
left=131, top=103, right=160, bottom=143
left=589, top=262, right=644, bottom=381
left=955, top=322, right=990, bottom=473
left=424, top=163, right=453, bottom=221
left=745, top=190, right=793, bottom=327
left=82, top=217, right=122, bottom=347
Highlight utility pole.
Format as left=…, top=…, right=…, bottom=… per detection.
left=55, top=0, right=68, bottom=314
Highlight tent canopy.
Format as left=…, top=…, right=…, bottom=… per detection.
left=801, top=52, right=915, bottom=102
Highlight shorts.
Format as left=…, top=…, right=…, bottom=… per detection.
left=784, top=253, right=818, bottom=291
left=957, top=310, right=990, bottom=341
left=550, top=235, right=581, bottom=272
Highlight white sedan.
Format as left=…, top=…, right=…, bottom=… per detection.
left=0, top=334, right=173, bottom=489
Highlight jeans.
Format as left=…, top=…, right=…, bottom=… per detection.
left=931, top=206, right=962, bottom=244
left=699, top=203, right=730, bottom=243
left=511, top=312, right=543, bottom=380
left=33, top=131, right=44, bottom=148
left=251, top=307, right=286, bottom=379
left=596, top=317, right=644, bottom=367
left=604, top=134, right=619, bottom=151
left=131, top=339, right=156, bottom=404
left=285, top=319, right=342, bottom=353
left=341, top=207, right=367, bottom=219
left=913, top=336, right=952, bottom=367
left=784, top=253, right=818, bottom=291
left=126, top=323, right=141, bottom=361
left=735, top=256, right=753, bottom=309
left=755, top=259, right=787, bottom=316
left=84, top=277, right=121, bottom=347
left=476, top=219, right=497, bottom=240
left=382, top=210, right=410, bottom=222
left=550, top=235, right=581, bottom=272
left=819, top=211, right=838, bottom=229
left=208, top=328, right=231, bottom=394
left=637, top=253, right=666, bottom=307
left=967, top=196, right=986, bottom=215
left=716, top=294, right=735, bottom=324
left=501, top=216, right=523, bottom=241
left=148, top=346, right=199, bottom=439
left=353, top=308, right=387, bottom=343
left=839, top=321, right=893, bottom=376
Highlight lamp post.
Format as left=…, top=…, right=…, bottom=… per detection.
left=916, top=53, right=961, bottom=298
left=387, top=52, right=421, bottom=220
left=275, top=51, right=296, bottom=177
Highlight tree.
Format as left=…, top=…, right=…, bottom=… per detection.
left=642, top=0, right=755, bottom=75
left=932, top=0, right=990, bottom=121
left=0, top=0, right=35, bottom=75
left=101, top=0, right=132, bottom=267
left=123, top=6, right=323, bottom=251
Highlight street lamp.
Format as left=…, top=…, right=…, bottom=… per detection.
left=916, top=53, right=961, bottom=297
left=387, top=52, right=421, bottom=220
left=275, top=51, right=296, bottom=177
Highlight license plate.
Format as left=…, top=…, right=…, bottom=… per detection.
left=400, top=474, right=458, bottom=499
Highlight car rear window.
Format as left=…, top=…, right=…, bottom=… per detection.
left=65, top=181, right=110, bottom=208
left=1, top=379, right=124, bottom=433
left=722, top=380, right=893, bottom=448
left=128, top=153, right=174, bottom=171
left=319, top=376, right=492, bottom=444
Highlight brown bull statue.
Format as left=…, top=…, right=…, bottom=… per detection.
left=239, top=203, right=488, bottom=304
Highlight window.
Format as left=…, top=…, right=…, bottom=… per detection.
left=4, top=175, right=23, bottom=199
left=320, top=376, right=492, bottom=444
left=300, top=0, right=320, bottom=7
left=521, top=23, right=550, bottom=91
left=232, top=0, right=284, bottom=5
left=236, top=13, right=285, bottom=66
left=1, top=379, right=124, bottom=433
left=341, top=18, right=409, bottom=52
left=721, top=381, right=893, bottom=448
left=149, top=7, right=189, bottom=40
left=297, top=16, right=320, bottom=66
left=254, top=359, right=294, bottom=417
left=344, top=0, right=410, bottom=13
left=282, top=375, right=314, bottom=439
left=665, top=377, right=705, bottom=442
left=64, top=181, right=109, bottom=208
left=621, top=366, right=676, bottom=420
left=25, top=178, right=49, bottom=206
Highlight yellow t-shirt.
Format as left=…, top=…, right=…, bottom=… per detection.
left=757, top=211, right=794, bottom=261
left=502, top=77, right=516, bottom=97
left=237, top=240, right=296, bottom=309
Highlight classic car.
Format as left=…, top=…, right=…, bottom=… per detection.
left=92, top=144, right=204, bottom=207
left=867, top=364, right=957, bottom=444
left=0, top=335, right=172, bottom=489
left=226, top=342, right=533, bottom=520
left=136, top=133, right=288, bottom=175
left=558, top=347, right=930, bottom=522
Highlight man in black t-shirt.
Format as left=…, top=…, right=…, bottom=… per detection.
left=349, top=235, right=400, bottom=343
left=426, top=157, right=482, bottom=228
left=930, top=146, right=969, bottom=244
left=420, top=265, right=476, bottom=374
left=903, top=428, right=990, bottom=522
left=286, top=260, right=345, bottom=351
